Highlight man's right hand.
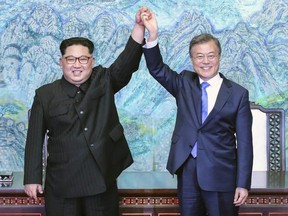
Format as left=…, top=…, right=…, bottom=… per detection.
left=132, top=6, right=152, bottom=44
left=141, top=9, right=158, bottom=42
left=24, top=184, right=43, bottom=200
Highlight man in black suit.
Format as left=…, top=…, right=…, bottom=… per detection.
left=141, top=10, right=253, bottom=216
left=24, top=7, right=150, bottom=216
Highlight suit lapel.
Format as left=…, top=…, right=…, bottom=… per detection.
left=202, top=76, right=232, bottom=126
left=188, top=74, right=202, bottom=125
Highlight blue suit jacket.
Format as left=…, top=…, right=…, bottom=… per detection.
left=143, top=44, right=253, bottom=192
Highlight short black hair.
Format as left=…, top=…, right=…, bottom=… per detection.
left=189, top=33, right=221, bottom=57
left=59, top=37, right=94, bottom=56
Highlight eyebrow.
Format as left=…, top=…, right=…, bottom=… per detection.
left=195, top=52, right=216, bottom=55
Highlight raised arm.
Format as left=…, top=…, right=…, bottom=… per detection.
left=141, top=10, right=182, bottom=97
left=108, top=7, right=154, bottom=92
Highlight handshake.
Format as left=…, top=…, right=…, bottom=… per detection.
left=135, top=6, right=158, bottom=42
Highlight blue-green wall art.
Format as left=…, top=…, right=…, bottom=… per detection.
left=0, top=0, right=287, bottom=171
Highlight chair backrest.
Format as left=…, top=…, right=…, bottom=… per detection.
left=250, top=102, right=286, bottom=171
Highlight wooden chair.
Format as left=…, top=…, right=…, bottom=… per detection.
left=250, top=102, right=286, bottom=171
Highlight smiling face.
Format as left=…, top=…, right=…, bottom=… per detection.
left=59, top=45, right=95, bottom=86
left=190, top=40, right=220, bottom=81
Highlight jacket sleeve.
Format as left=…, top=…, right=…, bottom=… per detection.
left=236, top=90, right=253, bottom=190
left=143, top=44, right=182, bottom=97
left=23, top=92, right=46, bottom=185
left=109, top=36, right=143, bottom=93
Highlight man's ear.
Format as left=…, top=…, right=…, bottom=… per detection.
left=59, top=58, right=63, bottom=68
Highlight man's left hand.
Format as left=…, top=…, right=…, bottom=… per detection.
left=233, top=187, right=248, bottom=206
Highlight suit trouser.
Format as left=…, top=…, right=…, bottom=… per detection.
left=177, top=155, right=239, bottom=216
left=44, top=181, right=119, bottom=216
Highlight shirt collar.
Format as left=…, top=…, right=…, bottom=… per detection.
left=60, top=76, right=91, bottom=97
left=199, top=73, right=222, bottom=87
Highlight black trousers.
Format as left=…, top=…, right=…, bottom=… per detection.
left=45, top=182, right=119, bottom=216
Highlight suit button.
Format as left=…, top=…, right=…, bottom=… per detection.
left=90, top=144, right=94, bottom=147
left=84, top=127, right=88, bottom=131
left=80, top=110, right=84, bottom=114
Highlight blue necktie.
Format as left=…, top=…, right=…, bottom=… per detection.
left=191, top=82, right=209, bottom=157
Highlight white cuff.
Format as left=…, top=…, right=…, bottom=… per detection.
left=143, top=38, right=158, bottom=49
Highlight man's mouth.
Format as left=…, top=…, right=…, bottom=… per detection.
left=201, top=66, right=211, bottom=70
left=72, top=70, right=82, bottom=75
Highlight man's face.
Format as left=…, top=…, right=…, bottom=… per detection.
left=59, top=45, right=95, bottom=86
left=190, top=40, right=220, bottom=81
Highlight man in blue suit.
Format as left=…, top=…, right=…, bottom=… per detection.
left=141, top=11, right=253, bottom=216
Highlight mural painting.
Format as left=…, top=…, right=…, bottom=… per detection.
left=0, top=0, right=287, bottom=171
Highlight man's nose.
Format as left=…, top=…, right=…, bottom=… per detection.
left=73, top=59, right=82, bottom=67
left=202, top=55, right=209, bottom=63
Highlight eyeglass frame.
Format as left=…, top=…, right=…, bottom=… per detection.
left=63, top=55, right=93, bottom=64
left=192, top=53, right=219, bottom=62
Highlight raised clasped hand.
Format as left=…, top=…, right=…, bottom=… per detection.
left=136, top=6, right=152, bottom=26
left=139, top=7, right=158, bottom=41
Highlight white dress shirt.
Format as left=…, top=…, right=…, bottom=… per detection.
left=199, top=74, right=223, bottom=115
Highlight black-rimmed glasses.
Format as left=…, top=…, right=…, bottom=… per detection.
left=64, top=56, right=92, bottom=64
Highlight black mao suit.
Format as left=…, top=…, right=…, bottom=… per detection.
left=24, top=36, right=142, bottom=200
